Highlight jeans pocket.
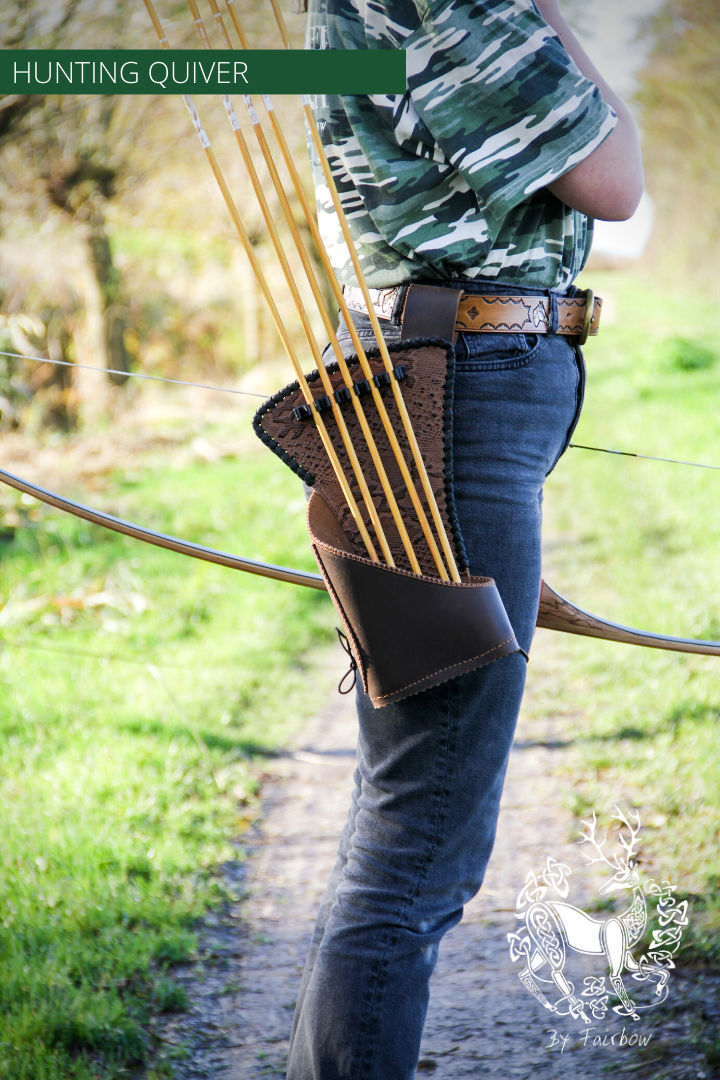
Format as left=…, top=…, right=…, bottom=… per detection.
left=546, top=341, right=586, bottom=476
left=332, top=313, right=403, bottom=361
left=455, top=332, right=541, bottom=371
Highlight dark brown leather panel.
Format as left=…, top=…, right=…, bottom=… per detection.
left=308, top=493, right=522, bottom=708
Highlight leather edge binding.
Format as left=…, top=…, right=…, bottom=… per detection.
left=252, top=381, right=316, bottom=486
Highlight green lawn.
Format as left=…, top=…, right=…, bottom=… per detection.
left=0, top=428, right=334, bottom=1079
left=539, top=270, right=720, bottom=958
left=1, top=270, right=719, bottom=1079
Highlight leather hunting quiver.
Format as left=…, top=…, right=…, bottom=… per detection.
left=254, top=337, right=524, bottom=708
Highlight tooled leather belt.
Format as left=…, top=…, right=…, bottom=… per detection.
left=344, top=283, right=602, bottom=346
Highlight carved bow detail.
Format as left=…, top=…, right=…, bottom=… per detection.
left=2, top=465, right=718, bottom=660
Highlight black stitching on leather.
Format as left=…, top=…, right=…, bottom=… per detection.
left=252, top=381, right=316, bottom=486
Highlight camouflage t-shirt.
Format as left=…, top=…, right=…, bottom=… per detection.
left=305, top=0, right=617, bottom=288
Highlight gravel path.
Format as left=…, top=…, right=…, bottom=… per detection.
left=163, top=636, right=718, bottom=1080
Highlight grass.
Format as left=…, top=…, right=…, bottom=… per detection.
left=1, top=268, right=720, bottom=1077
left=0, top=415, right=334, bottom=1079
left=537, top=269, right=720, bottom=951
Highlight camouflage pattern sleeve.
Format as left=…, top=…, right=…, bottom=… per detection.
left=306, top=0, right=617, bottom=289
left=405, top=0, right=617, bottom=225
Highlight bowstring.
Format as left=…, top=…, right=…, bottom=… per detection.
left=569, top=443, right=720, bottom=473
left=0, top=349, right=271, bottom=399
left=0, top=637, right=186, bottom=668
left=3, top=353, right=720, bottom=475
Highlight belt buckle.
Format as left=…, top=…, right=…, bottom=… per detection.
left=579, top=289, right=595, bottom=345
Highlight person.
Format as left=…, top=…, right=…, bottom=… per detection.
left=287, top=2, right=644, bottom=1077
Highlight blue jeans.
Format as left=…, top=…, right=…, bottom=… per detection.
left=287, top=283, right=585, bottom=1080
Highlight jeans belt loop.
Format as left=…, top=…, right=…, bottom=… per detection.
left=547, top=291, right=559, bottom=336
left=391, top=285, right=409, bottom=326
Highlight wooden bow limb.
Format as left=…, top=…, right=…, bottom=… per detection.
left=0, top=466, right=325, bottom=591
left=1, top=466, right=719, bottom=657
left=536, top=581, right=720, bottom=657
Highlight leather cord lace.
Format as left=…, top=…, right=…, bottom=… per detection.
left=335, top=627, right=358, bottom=695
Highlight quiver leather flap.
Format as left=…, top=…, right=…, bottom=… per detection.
left=253, top=337, right=524, bottom=707
left=308, top=492, right=520, bottom=707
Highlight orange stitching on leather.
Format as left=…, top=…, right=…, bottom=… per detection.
left=372, top=639, right=516, bottom=702
left=310, top=536, right=492, bottom=588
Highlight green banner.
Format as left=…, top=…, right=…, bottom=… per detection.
left=0, top=49, right=405, bottom=95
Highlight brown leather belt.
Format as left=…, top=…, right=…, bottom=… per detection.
left=344, top=284, right=602, bottom=346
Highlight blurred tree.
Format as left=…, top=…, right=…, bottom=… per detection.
left=635, top=0, right=720, bottom=282
left=0, top=1, right=175, bottom=421
left=0, top=0, right=345, bottom=432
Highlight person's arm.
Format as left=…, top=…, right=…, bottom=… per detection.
left=534, top=0, right=644, bottom=221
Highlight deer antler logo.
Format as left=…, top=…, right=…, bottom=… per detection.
left=507, top=807, right=688, bottom=1025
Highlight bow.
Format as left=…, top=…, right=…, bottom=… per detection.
left=1, top=464, right=718, bottom=659
left=4, top=2, right=717, bottom=663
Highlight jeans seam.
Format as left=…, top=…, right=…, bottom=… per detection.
left=457, top=356, right=534, bottom=373
left=355, top=683, right=456, bottom=1079
left=546, top=341, right=586, bottom=476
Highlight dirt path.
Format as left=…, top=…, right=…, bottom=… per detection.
left=164, top=637, right=717, bottom=1080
